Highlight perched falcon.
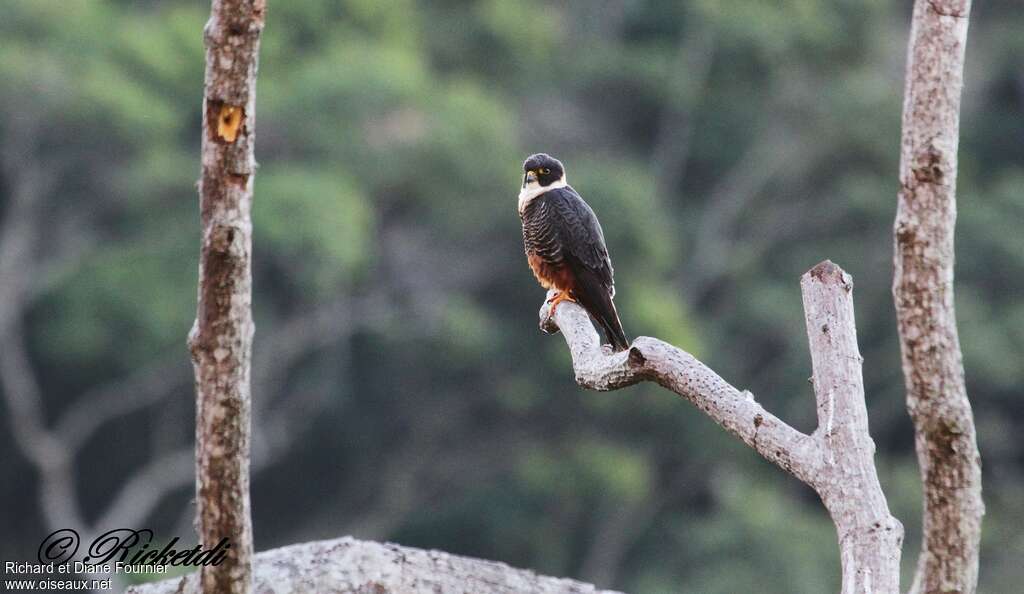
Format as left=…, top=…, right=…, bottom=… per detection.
left=518, top=153, right=629, bottom=351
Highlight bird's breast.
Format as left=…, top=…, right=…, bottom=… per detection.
left=520, top=198, right=563, bottom=263
left=522, top=197, right=574, bottom=291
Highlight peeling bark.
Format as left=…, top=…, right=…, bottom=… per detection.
left=895, top=1, right=983, bottom=593
left=541, top=261, right=902, bottom=593
left=124, top=537, right=621, bottom=594
left=186, top=2, right=265, bottom=593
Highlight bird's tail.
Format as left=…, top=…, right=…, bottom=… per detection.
left=574, top=269, right=629, bottom=351
left=596, top=298, right=629, bottom=352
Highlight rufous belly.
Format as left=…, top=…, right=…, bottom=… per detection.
left=527, top=252, right=576, bottom=293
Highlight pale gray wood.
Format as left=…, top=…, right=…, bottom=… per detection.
left=894, top=1, right=983, bottom=592
left=801, top=263, right=902, bottom=594
left=540, top=261, right=902, bottom=593
left=124, top=537, right=622, bottom=594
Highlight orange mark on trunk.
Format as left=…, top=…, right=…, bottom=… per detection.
left=216, top=104, right=245, bottom=142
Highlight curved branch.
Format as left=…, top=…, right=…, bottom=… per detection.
left=56, top=355, right=188, bottom=450
left=539, top=289, right=820, bottom=485
left=541, top=260, right=902, bottom=592
left=94, top=448, right=193, bottom=531
left=0, top=321, right=85, bottom=535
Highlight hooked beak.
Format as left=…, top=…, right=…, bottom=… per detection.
left=525, top=170, right=538, bottom=184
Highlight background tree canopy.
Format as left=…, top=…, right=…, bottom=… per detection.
left=1, top=1, right=1021, bottom=592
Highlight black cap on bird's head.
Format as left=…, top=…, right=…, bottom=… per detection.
left=523, top=153, right=565, bottom=187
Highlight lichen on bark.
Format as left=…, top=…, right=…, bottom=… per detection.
left=187, top=1, right=265, bottom=593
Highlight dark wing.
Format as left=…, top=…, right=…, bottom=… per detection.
left=544, top=186, right=615, bottom=296
left=545, top=187, right=628, bottom=350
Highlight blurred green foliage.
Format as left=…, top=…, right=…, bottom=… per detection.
left=1, top=1, right=1022, bottom=592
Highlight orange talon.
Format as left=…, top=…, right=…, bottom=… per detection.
left=547, top=290, right=576, bottom=317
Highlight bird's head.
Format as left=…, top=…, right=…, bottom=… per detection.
left=522, top=153, right=565, bottom=189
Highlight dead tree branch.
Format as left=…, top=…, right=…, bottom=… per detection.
left=56, top=356, right=189, bottom=450
left=895, top=1, right=983, bottom=593
left=125, top=536, right=621, bottom=594
left=541, top=260, right=903, bottom=593
left=186, top=1, right=265, bottom=593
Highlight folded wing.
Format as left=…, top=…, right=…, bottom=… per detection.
left=546, top=187, right=629, bottom=351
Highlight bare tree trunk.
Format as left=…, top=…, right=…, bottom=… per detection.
left=801, top=264, right=902, bottom=594
left=894, top=2, right=983, bottom=593
left=539, top=261, right=902, bottom=593
left=186, top=2, right=265, bottom=593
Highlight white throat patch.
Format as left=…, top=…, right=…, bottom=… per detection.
left=518, top=177, right=568, bottom=214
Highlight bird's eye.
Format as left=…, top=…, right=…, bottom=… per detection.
left=541, top=168, right=551, bottom=174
